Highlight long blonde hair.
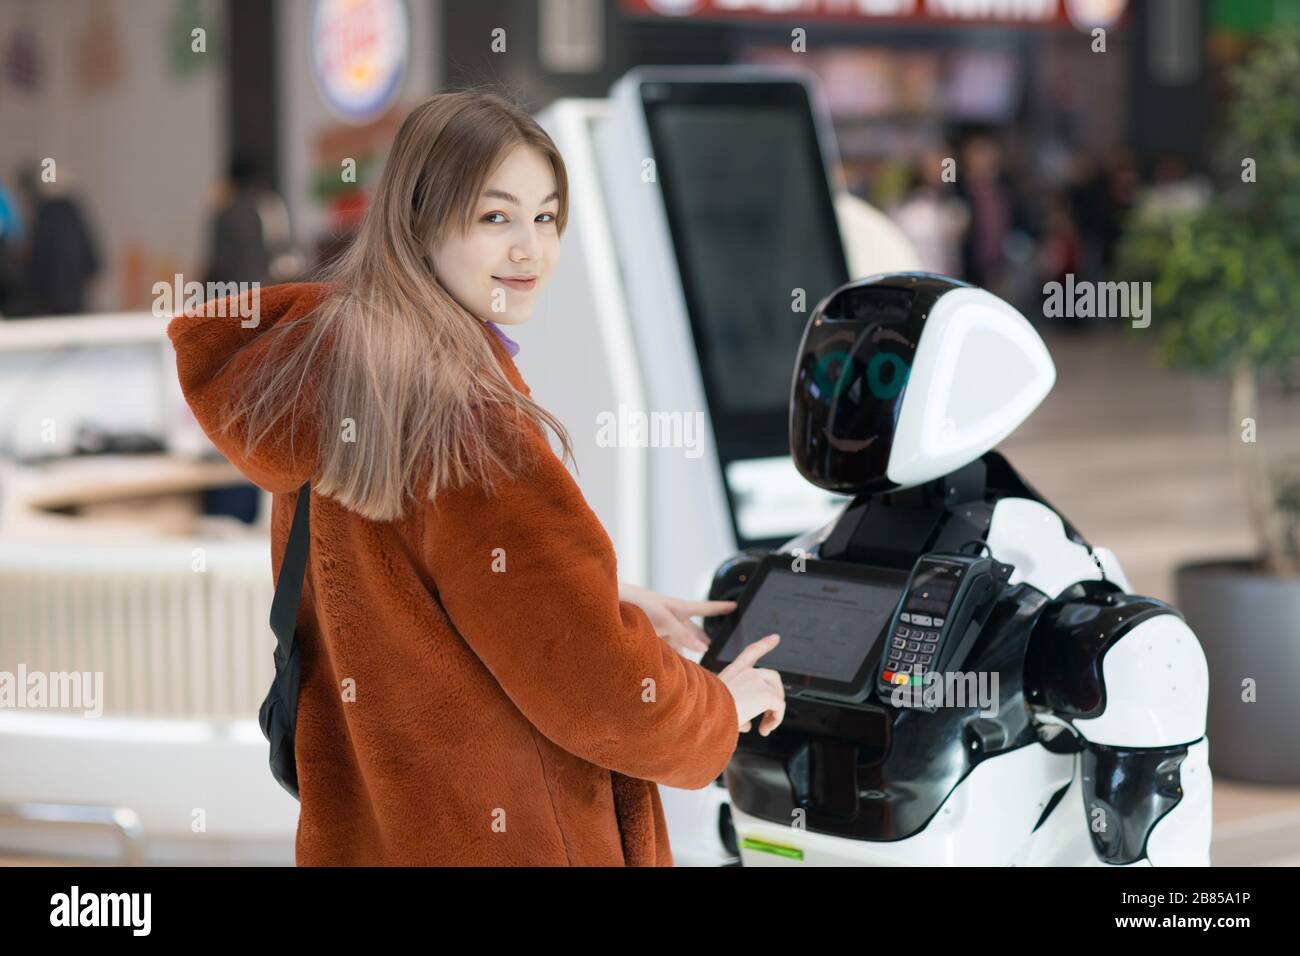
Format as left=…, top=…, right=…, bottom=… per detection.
left=220, top=89, right=575, bottom=521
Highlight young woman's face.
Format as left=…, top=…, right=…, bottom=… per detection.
left=430, top=144, right=560, bottom=326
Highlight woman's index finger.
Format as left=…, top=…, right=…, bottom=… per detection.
left=678, top=599, right=738, bottom=618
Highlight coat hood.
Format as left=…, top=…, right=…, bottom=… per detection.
left=167, top=281, right=333, bottom=494
left=167, top=281, right=526, bottom=495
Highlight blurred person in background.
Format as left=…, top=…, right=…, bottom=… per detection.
left=954, top=130, right=1027, bottom=297
left=1069, top=148, right=1140, bottom=282
left=204, top=154, right=272, bottom=288
left=204, top=152, right=304, bottom=288
left=19, top=164, right=101, bottom=317
left=890, top=146, right=970, bottom=279
left=1037, top=191, right=1086, bottom=331
left=1133, top=154, right=1212, bottom=222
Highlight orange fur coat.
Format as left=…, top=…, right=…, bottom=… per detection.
left=167, top=282, right=738, bottom=865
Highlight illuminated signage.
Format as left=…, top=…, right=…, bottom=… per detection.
left=313, top=0, right=409, bottom=124
left=626, top=0, right=1128, bottom=29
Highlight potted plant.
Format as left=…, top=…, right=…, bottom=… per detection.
left=1116, top=30, right=1300, bottom=784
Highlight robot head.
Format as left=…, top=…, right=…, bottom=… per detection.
left=790, top=273, right=1056, bottom=495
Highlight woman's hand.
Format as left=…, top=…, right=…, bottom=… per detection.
left=718, top=633, right=785, bottom=735
left=617, top=581, right=736, bottom=655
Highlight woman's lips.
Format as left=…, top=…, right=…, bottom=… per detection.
left=493, top=276, right=537, bottom=290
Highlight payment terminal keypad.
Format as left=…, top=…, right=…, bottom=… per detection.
left=876, top=553, right=1005, bottom=700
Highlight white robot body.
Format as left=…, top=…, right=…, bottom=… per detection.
left=703, top=274, right=1213, bottom=867
left=1073, top=613, right=1209, bottom=748
left=731, top=744, right=1076, bottom=866
left=733, top=741, right=1213, bottom=867
left=724, top=495, right=1213, bottom=867
left=987, top=498, right=1210, bottom=745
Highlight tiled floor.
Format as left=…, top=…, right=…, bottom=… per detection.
left=1003, top=319, right=1300, bottom=865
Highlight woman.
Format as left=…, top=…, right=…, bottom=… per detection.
left=168, top=90, right=785, bottom=866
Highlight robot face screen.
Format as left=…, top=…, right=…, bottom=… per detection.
left=791, top=285, right=921, bottom=493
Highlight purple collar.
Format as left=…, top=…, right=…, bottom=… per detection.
left=485, top=320, right=520, bottom=357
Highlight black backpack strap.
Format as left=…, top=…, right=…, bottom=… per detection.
left=269, top=481, right=311, bottom=657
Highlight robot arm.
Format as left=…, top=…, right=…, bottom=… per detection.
left=1024, top=582, right=1212, bottom=865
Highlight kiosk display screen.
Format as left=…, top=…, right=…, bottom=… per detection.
left=638, top=78, right=852, bottom=550
left=714, top=563, right=901, bottom=683
left=640, top=82, right=849, bottom=424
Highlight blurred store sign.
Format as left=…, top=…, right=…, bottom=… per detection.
left=312, top=0, right=409, bottom=125
left=623, top=0, right=1129, bottom=31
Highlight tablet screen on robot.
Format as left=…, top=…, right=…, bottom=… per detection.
left=707, top=556, right=906, bottom=693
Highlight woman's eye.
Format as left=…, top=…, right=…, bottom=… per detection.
left=482, top=212, right=556, bottom=225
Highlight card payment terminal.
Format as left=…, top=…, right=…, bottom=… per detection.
left=703, top=550, right=1013, bottom=707
left=877, top=551, right=1014, bottom=700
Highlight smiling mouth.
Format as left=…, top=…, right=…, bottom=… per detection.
left=493, top=276, right=538, bottom=289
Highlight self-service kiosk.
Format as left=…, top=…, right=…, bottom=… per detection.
left=517, top=66, right=921, bottom=864
left=700, top=273, right=1213, bottom=866
left=519, top=66, right=919, bottom=599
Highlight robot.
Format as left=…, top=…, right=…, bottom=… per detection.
left=700, top=273, right=1212, bottom=866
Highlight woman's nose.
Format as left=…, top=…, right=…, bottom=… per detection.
left=511, top=225, right=543, bottom=260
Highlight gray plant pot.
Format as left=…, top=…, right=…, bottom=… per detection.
left=1176, top=559, right=1300, bottom=785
